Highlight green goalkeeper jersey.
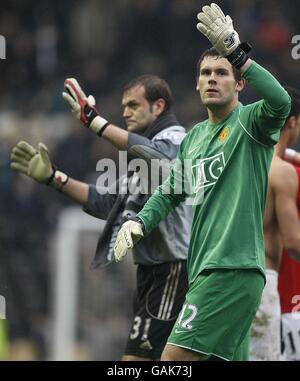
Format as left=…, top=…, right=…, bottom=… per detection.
left=137, top=61, right=291, bottom=285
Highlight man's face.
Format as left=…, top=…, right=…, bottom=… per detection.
left=197, top=56, right=241, bottom=108
left=122, top=85, right=157, bottom=132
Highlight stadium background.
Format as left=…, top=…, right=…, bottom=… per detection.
left=0, top=0, right=299, bottom=360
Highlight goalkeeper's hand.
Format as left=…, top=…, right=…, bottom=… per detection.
left=197, top=3, right=251, bottom=69
left=11, top=141, right=68, bottom=190
left=114, top=220, right=144, bottom=262
left=197, top=3, right=240, bottom=57
left=62, top=78, right=110, bottom=136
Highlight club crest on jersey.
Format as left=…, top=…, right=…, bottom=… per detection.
left=192, top=152, right=225, bottom=192
left=218, top=126, right=230, bottom=142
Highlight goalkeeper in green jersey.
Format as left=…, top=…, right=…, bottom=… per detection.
left=113, top=3, right=291, bottom=361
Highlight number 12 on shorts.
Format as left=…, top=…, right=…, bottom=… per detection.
left=176, top=303, right=198, bottom=330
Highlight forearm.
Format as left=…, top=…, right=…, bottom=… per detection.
left=137, top=183, right=184, bottom=233
left=101, top=124, right=129, bottom=150
left=242, top=60, right=291, bottom=112
left=50, top=172, right=117, bottom=215
left=57, top=177, right=89, bottom=206
left=239, top=58, right=252, bottom=75
left=137, top=193, right=178, bottom=234
left=282, top=226, right=300, bottom=261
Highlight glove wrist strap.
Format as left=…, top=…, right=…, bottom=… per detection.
left=48, top=168, right=69, bottom=192
left=226, top=42, right=252, bottom=70
left=89, top=115, right=110, bottom=136
left=130, top=217, right=146, bottom=235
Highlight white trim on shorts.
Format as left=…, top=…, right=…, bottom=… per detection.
left=147, top=262, right=182, bottom=321
left=166, top=342, right=230, bottom=361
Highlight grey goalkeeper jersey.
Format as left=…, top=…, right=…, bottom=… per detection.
left=85, top=125, right=192, bottom=266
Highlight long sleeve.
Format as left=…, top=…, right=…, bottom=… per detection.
left=83, top=185, right=118, bottom=220
left=241, top=61, right=291, bottom=145
left=137, top=144, right=188, bottom=233
left=128, top=133, right=179, bottom=160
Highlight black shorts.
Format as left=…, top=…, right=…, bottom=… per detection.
left=124, top=260, right=188, bottom=360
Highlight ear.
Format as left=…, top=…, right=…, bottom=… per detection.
left=153, top=98, right=166, bottom=117
left=236, top=78, right=245, bottom=93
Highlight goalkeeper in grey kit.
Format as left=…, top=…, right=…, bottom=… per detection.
left=114, top=4, right=291, bottom=360
left=11, top=75, right=192, bottom=360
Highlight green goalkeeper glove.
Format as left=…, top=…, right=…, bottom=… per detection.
left=197, top=3, right=251, bottom=69
left=114, top=220, right=144, bottom=262
left=11, top=141, right=68, bottom=191
left=62, top=78, right=110, bottom=136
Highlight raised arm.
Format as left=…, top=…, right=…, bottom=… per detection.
left=62, top=78, right=129, bottom=150
left=241, top=61, right=291, bottom=122
left=196, top=3, right=291, bottom=144
left=63, top=78, right=182, bottom=153
left=196, top=3, right=290, bottom=112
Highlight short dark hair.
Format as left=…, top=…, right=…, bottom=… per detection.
left=284, top=85, right=300, bottom=119
left=196, top=47, right=242, bottom=82
left=123, top=74, right=174, bottom=111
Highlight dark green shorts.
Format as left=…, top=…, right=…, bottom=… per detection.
left=167, top=269, right=264, bottom=361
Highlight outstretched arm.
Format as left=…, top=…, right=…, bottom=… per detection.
left=11, top=140, right=89, bottom=205
left=10, top=141, right=116, bottom=218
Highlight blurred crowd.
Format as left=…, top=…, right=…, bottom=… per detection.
left=0, top=0, right=299, bottom=360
